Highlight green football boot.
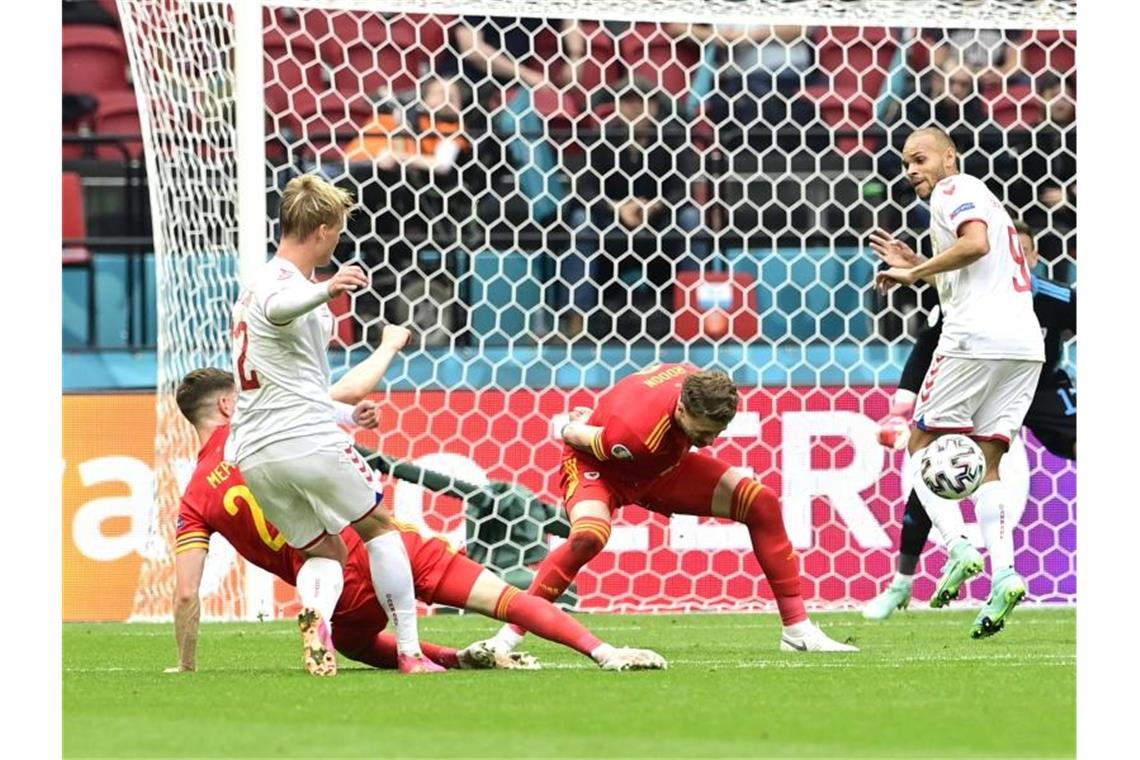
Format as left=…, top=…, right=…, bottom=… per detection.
left=971, top=569, right=1028, bottom=639
left=862, top=578, right=913, bottom=621
left=930, top=538, right=985, bottom=608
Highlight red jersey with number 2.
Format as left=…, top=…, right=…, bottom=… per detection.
left=175, top=426, right=461, bottom=620
left=567, top=363, right=697, bottom=491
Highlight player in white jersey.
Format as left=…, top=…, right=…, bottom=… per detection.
left=229, top=174, right=443, bottom=674
left=870, top=127, right=1044, bottom=638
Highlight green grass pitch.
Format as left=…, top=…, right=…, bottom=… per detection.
left=64, top=608, right=1074, bottom=758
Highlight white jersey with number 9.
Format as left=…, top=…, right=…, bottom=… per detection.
left=927, top=174, right=1044, bottom=362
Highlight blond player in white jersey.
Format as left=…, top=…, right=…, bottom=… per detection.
left=229, top=174, right=443, bottom=674
left=870, top=127, right=1044, bottom=638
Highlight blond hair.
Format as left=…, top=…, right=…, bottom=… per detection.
left=279, top=175, right=355, bottom=241
left=681, top=371, right=739, bottom=425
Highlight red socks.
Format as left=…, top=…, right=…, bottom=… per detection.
left=732, top=479, right=808, bottom=625
left=334, top=631, right=460, bottom=670
left=507, top=516, right=610, bottom=636
left=494, top=585, right=602, bottom=657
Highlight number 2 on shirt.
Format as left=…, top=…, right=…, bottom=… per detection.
left=1007, top=226, right=1033, bottom=293
left=233, top=320, right=261, bottom=390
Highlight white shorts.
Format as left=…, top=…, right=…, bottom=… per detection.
left=238, top=437, right=381, bottom=550
left=913, top=355, right=1043, bottom=444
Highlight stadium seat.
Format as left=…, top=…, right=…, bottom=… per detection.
left=63, top=25, right=129, bottom=94
left=96, top=0, right=120, bottom=22
left=989, top=83, right=1044, bottom=128
left=620, top=22, right=700, bottom=98
left=807, top=27, right=895, bottom=153
left=62, top=172, right=91, bottom=265
left=814, top=26, right=896, bottom=102
left=1020, top=30, right=1076, bottom=78
left=809, top=89, right=876, bottom=154
left=322, top=12, right=449, bottom=99
left=263, top=25, right=326, bottom=117
left=92, top=90, right=143, bottom=160
left=571, top=21, right=622, bottom=102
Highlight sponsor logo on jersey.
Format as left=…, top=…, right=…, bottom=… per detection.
left=949, top=202, right=975, bottom=220
left=611, top=444, right=633, bottom=460
left=584, top=471, right=601, bottom=480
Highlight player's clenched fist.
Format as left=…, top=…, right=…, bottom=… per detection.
left=380, top=324, right=412, bottom=352
left=352, top=399, right=380, bottom=429
left=325, top=264, right=369, bottom=298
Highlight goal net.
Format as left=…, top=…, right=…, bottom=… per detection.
left=118, top=0, right=1077, bottom=621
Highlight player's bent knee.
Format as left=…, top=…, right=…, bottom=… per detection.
left=565, top=516, right=611, bottom=561
left=731, top=478, right=780, bottom=526
left=302, top=533, right=348, bottom=565
left=567, top=530, right=607, bottom=560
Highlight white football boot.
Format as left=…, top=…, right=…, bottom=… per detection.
left=597, top=647, right=668, bottom=671
left=780, top=620, right=859, bottom=652
left=457, top=641, right=541, bottom=670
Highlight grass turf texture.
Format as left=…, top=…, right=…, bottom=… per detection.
left=64, top=608, right=1074, bottom=758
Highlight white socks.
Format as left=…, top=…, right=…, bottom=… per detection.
left=782, top=620, right=815, bottom=637
left=492, top=623, right=525, bottom=651
left=296, top=557, right=344, bottom=625
left=590, top=642, right=616, bottom=663
left=893, top=571, right=915, bottom=586
left=973, top=481, right=1015, bottom=572
left=907, top=445, right=969, bottom=544
left=365, top=531, right=423, bottom=657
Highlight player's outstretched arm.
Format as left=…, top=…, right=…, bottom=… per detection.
left=906, top=221, right=990, bottom=279
left=166, top=548, right=207, bottom=673
left=331, top=325, right=412, bottom=405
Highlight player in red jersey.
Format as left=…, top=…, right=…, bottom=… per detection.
left=168, top=368, right=666, bottom=673
left=476, top=364, right=857, bottom=655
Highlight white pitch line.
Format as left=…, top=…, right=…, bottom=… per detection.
left=65, top=652, right=1075, bottom=674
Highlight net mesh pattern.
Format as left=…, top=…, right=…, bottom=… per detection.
left=119, top=0, right=1076, bottom=619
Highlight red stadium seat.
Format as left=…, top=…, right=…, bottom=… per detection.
left=97, top=0, right=120, bottom=22
left=63, top=25, right=129, bottom=94
left=1020, top=30, right=1076, bottom=78
left=322, top=12, right=449, bottom=98
left=93, top=90, right=143, bottom=159
left=572, top=21, right=621, bottom=100
left=807, top=88, right=876, bottom=154
left=263, top=25, right=326, bottom=117
left=62, top=173, right=91, bottom=265
left=620, top=23, right=700, bottom=97
left=815, top=26, right=896, bottom=101
left=989, top=83, right=1044, bottom=128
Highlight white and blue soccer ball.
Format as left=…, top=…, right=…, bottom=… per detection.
left=920, top=434, right=986, bottom=500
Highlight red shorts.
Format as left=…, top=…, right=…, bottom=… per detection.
left=560, top=451, right=731, bottom=516
left=330, top=523, right=483, bottom=658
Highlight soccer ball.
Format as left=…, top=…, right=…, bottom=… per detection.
left=920, top=434, right=986, bottom=500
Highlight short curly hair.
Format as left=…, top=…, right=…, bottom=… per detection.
left=680, top=371, right=739, bottom=425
